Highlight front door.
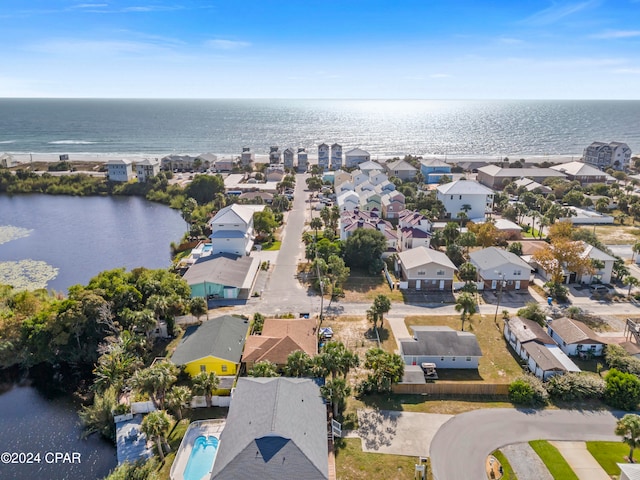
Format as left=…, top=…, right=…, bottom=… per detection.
left=491, top=280, right=497, bottom=289
left=515, top=280, right=521, bottom=290
left=416, top=279, right=421, bottom=290
left=439, top=280, right=445, bottom=290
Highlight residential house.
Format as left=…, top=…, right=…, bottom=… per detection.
left=420, top=158, right=452, bottom=184
left=339, top=209, right=398, bottom=255
left=547, top=317, right=606, bottom=357
left=398, top=210, right=432, bottom=251
left=436, top=180, right=494, bottom=220
left=283, top=148, right=295, bottom=169
left=331, top=143, right=343, bottom=170
left=265, top=165, right=285, bottom=182
left=107, top=159, right=134, bottom=182
left=618, top=463, right=640, bottom=480
left=170, top=315, right=250, bottom=382
left=135, top=158, right=160, bottom=183
left=400, top=326, right=482, bottom=369
left=240, top=147, right=255, bottom=168
left=238, top=191, right=273, bottom=204
left=208, top=203, right=260, bottom=256
left=358, top=190, right=382, bottom=213
left=297, top=148, right=308, bottom=172
left=513, top=177, right=553, bottom=196
left=214, top=158, right=235, bottom=172
left=333, top=170, right=352, bottom=191
left=242, top=318, right=317, bottom=369
left=336, top=190, right=360, bottom=212
left=161, top=154, right=197, bottom=171
left=503, top=317, right=580, bottom=381
left=395, top=246, right=457, bottom=290
left=469, top=247, right=533, bottom=291
left=0, top=153, right=17, bottom=168
left=583, top=141, right=632, bottom=171
left=385, top=158, right=418, bottom=181
left=550, top=161, right=615, bottom=184
left=476, top=165, right=567, bottom=189
left=211, top=377, right=329, bottom=480
left=269, top=146, right=281, bottom=164
left=532, top=241, right=615, bottom=285
left=197, top=153, right=217, bottom=171
left=357, top=159, right=383, bottom=174
left=345, top=148, right=371, bottom=168
left=317, top=143, right=330, bottom=172
left=182, top=253, right=260, bottom=301
left=381, top=190, right=406, bottom=219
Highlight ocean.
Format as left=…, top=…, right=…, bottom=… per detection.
left=0, top=99, right=639, bottom=159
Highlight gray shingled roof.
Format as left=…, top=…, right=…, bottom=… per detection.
left=506, top=317, right=555, bottom=345
left=182, top=253, right=258, bottom=289
left=401, top=326, right=482, bottom=357
left=170, top=315, right=250, bottom=365
left=211, top=377, right=329, bottom=480
left=469, top=247, right=532, bottom=277
left=548, top=317, right=606, bottom=345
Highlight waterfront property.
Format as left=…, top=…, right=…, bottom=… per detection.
left=107, top=158, right=134, bottom=182
left=242, top=317, right=318, bottom=369
left=344, top=147, right=371, bottom=168
left=170, top=420, right=225, bottom=480
left=331, top=143, right=343, bottom=170
left=476, top=165, right=567, bottom=189
left=549, top=161, right=616, bottom=184
left=211, top=377, right=329, bottom=480
left=317, top=143, right=330, bottom=171
left=420, top=158, right=451, bottom=184
left=582, top=141, right=632, bottom=171
left=170, top=315, right=250, bottom=380
left=436, top=179, right=494, bottom=220
left=400, top=326, right=483, bottom=369
left=135, top=158, right=160, bottom=182
left=208, top=204, right=263, bottom=256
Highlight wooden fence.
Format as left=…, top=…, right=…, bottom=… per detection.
left=392, top=382, right=510, bottom=397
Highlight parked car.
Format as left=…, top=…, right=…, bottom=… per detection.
left=589, top=284, right=611, bottom=295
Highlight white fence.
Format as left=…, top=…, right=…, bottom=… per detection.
left=131, top=401, right=156, bottom=414
left=190, top=395, right=232, bottom=408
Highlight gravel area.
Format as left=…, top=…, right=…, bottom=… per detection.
left=501, top=443, right=553, bottom=480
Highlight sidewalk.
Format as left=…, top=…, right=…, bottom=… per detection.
left=549, top=441, right=609, bottom=480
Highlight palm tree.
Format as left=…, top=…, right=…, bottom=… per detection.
left=188, top=297, right=207, bottom=322
left=455, top=292, right=477, bottom=332
left=248, top=360, right=280, bottom=378
left=321, top=377, right=351, bottom=419
left=141, top=410, right=173, bottom=461
left=615, top=414, right=640, bottom=463
left=310, top=217, right=323, bottom=242
left=316, top=341, right=359, bottom=379
left=128, top=362, right=178, bottom=409
left=284, top=350, right=313, bottom=377
left=165, top=385, right=193, bottom=421
left=191, top=371, right=220, bottom=407
left=371, top=294, right=391, bottom=328
left=626, top=275, right=640, bottom=297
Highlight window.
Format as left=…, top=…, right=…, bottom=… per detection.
left=417, top=271, right=426, bottom=276
left=200, top=365, right=206, bottom=373
left=451, top=195, right=454, bottom=200
left=221, top=364, right=228, bottom=372
left=437, top=270, right=445, bottom=276
left=514, top=270, right=521, bottom=276
left=466, top=357, right=471, bottom=361
left=440, top=357, right=445, bottom=362
left=459, top=195, right=462, bottom=200
left=452, top=357, right=456, bottom=361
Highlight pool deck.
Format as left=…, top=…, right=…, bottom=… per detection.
left=170, top=419, right=226, bottom=480
left=115, top=414, right=154, bottom=465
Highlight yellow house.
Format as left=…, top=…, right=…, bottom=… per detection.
left=170, top=315, right=250, bottom=391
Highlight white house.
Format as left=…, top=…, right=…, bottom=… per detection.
left=547, top=317, right=606, bottom=357
left=503, top=317, right=580, bottom=381
left=331, top=143, right=343, bottom=170
left=436, top=180, right=494, bottom=220
left=336, top=190, right=360, bottom=212
left=357, top=159, right=383, bottom=174
left=317, top=143, right=330, bottom=171
left=533, top=241, right=615, bottom=285
left=345, top=148, right=371, bottom=168
left=400, top=326, right=482, bottom=369
left=395, top=246, right=457, bottom=291
left=135, top=158, right=160, bottom=183
left=469, top=247, right=533, bottom=291
left=240, top=147, right=255, bottom=167
left=583, top=141, right=632, bottom=171
left=107, top=159, right=134, bottom=182
left=208, top=204, right=263, bottom=256
left=398, top=211, right=432, bottom=251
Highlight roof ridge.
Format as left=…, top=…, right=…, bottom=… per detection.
left=271, top=378, right=282, bottom=432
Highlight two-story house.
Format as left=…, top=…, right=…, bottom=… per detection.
left=345, top=148, right=371, bottom=168
left=436, top=180, right=494, bottom=220
left=208, top=204, right=261, bottom=256
left=420, top=158, right=452, bottom=184
left=469, top=247, right=533, bottom=291
left=135, top=158, right=160, bottom=183
left=107, top=159, right=134, bottom=182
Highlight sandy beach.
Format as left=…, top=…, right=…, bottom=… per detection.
left=5, top=151, right=583, bottom=166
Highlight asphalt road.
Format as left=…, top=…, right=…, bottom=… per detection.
left=429, top=408, right=622, bottom=480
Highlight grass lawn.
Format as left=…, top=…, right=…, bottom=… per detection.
left=335, top=438, right=423, bottom=480
left=529, top=440, right=578, bottom=480
left=261, top=240, right=282, bottom=251
left=493, top=450, right=518, bottom=480
left=404, top=315, right=523, bottom=383
left=587, top=225, right=640, bottom=245
left=586, top=441, right=629, bottom=476
left=341, top=269, right=404, bottom=303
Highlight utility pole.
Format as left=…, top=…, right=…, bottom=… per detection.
left=494, top=272, right=506, bottom=325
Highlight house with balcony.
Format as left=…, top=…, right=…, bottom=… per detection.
left=297, top=148, right=308, bottom=172
left=283, top=148, right=295, bottom=169
left=269, top=146, right=281, bottom=164
left=196, top=153, right=217, bottom=171
left=331, top=143, right=343, bottom=170
left=420, top=158, right=452, bottom=184
left=345, top=148, right=371, bottom=168
left=381, top=190, right=405, bottom=219
left=240, top=147, right=255, bottom=168
left=208, top=204, right=261, bottom=256
left=385, top=158, right=418, bottom=181
left=339, top=209, right=398, bottom=255
left=469, top=247, right=533, bottom=291
left=135, top=158, right=160, bottom=183
left=395, top=246, right=456, bottom=290
left=398, top=210, right=432, bottom=251
left=436, top=180, right=494, bottom=220
left=317, top=143, right=330, bottom=171
left=160, top=154, right=197, bottom=172
left=107, top=159, right=134, bottom=182
left=583, top=141, right=631, bottom=171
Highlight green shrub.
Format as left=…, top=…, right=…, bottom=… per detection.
left=517, top=302, right=547, bottom=326
left=604, top=368, right=640, bottom=410
left=546, top=372, right=605, bottom=401
left=605, top=344, right=640, bottom=375
left=509, top=375, right=548, bottom=406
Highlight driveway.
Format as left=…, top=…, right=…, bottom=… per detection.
left=430, top=409, right=621, bottom=480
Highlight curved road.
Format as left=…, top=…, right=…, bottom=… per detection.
left=430, top=408, right=622, bottom=480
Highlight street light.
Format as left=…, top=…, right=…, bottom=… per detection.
left=493, top=271, right=506, bottom=325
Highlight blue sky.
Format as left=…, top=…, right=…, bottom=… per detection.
left=1, top=0, right=639, bottom=98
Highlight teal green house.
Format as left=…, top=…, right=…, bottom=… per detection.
left=182, top=253, right=260, bottom=300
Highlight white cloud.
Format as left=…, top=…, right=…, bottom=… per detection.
left=522, top=1, right=600, bottom=26
left=591, top=30, right=640, bottom=39
left=205, top=39, right=251, bottom=50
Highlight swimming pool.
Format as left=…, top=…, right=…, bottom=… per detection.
left=183, top=435, right=219, bottom=480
